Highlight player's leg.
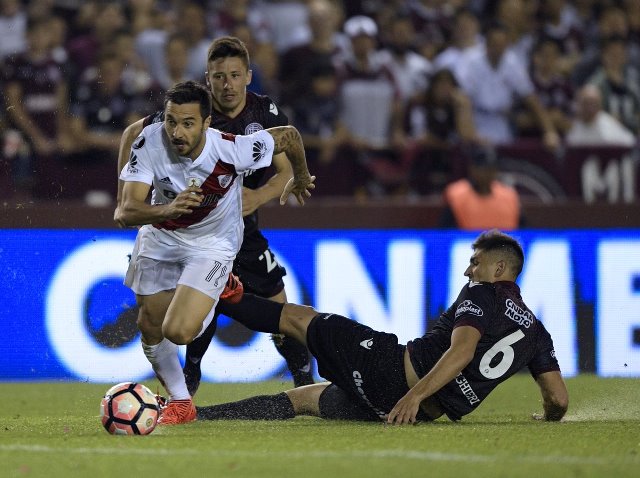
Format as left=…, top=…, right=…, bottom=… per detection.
left=183, top=310, right=219, bottom=397
left=238, top=246, right=314, bottom=387
left=162, top=284, right=216, bottom=344
left=183, top=272, right=243, bottom=397
left=268, top=288, right=315, bottom=387
left=158, top=257, right=231, bottom=424
left=154, top=284, right=215, bottom=424
left=196, top=382, right=381, bottom=421
left=196, top=383, right=329, bottom=420
left=136, top=291, right=196, bottom=406
left=278, top=302, right=319, bottom=345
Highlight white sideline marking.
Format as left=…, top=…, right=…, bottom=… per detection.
left=0, top=444, right=636, bottom=466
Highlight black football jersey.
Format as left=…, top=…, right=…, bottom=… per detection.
left=407, top=281, right=560, bottom=421
left=143, top=92, right=288, bottom=251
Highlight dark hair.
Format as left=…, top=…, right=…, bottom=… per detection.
left=483, top=20, right=509, bottom=36
left=164, top=81, right=212, bottom=120
left=207, top=36, right=250, bottom=69
left=472, top=229, right=524, bottom=277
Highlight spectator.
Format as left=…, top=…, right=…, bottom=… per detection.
left=455, top=21, right=560, bottom=149
left=0, top=0, right=27, bottom=60
left=587, top=36, right=640, bottom=135
left=440, top=147, right=525, bottom=230
left=110, top=28, right=156, bottom=98
left=405, top=68, right=480, bottom=195
left=278, top=0, right=345, bottom=106
left=290, top=60, right=352, bottom=195
left=376, top=14, right=432, bottom=103
left=494, top=0, right=537, bottom=68
left=335, top=15, right=406, bottom=196
left=515, top=38, right=574, bottom=137
left=155, top=33, right=192, bottom=91
left=135, top=2, right=212, bottom=88
left=64, top=51, right=162, bottom=201
left=406, top=0, right=457, bottom=60
left=433, top=8, right=483, bottom=73
left=66, top=2, right=126, bottom=81
left=537, top=0, right=584, bottom=75
left=2, top=17, right=67, bottom=198
left=256, top=0, right=310, bottom=54
left=572, top=6, right=640, bottom=86
left=565, top=84, right=636, bottom=147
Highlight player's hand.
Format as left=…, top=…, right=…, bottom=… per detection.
left=166, top=186, right=203, bottom=218
left=386, top=390, right=423, bottom=425
left=241, top=187, right=261, bottom=216
left=113, top=205, right=126, bottom=228
left=279, top=175, right=315, bottom=206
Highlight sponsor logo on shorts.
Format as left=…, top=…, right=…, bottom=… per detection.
left=359, top=338, right=373, bottom=350
left=504, top=299, right=533, bottom=328
left=455, top=299, right=483, bottom=318
left=159, top=177, right=172, bottom=184
left=352, top=371, right=385, bottom=419
left=455, top=372, right=480, bottom=405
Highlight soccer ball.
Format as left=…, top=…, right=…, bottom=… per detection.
left=100, top=382, right=159, bottom=435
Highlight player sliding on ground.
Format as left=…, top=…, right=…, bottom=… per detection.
left=200, top=229, right=569, bottom=424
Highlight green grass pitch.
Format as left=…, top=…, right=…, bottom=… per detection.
left=1, top=375, right=638, bottom=478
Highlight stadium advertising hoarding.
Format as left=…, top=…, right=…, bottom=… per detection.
left=0, top=229, right=638, bottom=382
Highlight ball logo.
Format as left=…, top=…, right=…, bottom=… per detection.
left=455, top=299, right=483, bottom=318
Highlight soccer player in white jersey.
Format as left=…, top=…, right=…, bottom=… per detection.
left=117, top=81, right=314, bottom=425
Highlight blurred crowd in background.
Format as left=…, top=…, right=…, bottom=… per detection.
left=1, top=0, right=639, bottom=204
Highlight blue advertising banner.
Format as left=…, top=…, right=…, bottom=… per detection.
left=0, top=229, right=638, bottom=382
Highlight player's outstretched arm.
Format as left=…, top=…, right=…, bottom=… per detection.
left=387, top=326, right=480, bottom=425
left=114, top=119, right=145, bottom=227
left=265, top=125, right=315, bottom=205
left=242, top=152, right=293, bottom=216
left=533, top=371, right=568, bottom=421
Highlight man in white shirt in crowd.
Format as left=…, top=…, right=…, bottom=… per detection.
left=566, top=84, right=637, bottom=147
left=454, top=21, right=559, bottom=149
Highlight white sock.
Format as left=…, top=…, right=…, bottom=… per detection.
left=142, top=338, right=190, bottom=400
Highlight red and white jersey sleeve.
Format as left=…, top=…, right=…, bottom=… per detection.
left=210, top=128, right=275, bottom=173
left=119, top=124, right=275, bottom=258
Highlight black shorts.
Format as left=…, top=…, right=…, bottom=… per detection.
left=307, top=314, right=416, bottom=420
left=233, top=246, right=286, bottom=298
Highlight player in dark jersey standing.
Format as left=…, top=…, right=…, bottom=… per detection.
left=196, top=229, right=569, bottom=423
left=114, top=37, right=314, bottom=393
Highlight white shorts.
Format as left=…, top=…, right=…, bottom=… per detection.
left=124, top=226, right=233, bottom=300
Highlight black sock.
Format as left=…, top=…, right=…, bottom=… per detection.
left=196, top=392, right=295, bottom=420
left=273, top=335, right=314, bottom=387
left=186, top=313, right=218, bottom=363
left=216, top=293, right=283, bottom=334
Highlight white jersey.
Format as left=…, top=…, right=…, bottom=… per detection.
left=120, top=122, right=274, bottom=257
